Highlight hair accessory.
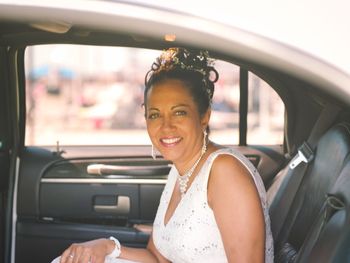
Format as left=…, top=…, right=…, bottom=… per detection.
left=145, top=47, right=218, bottom=101
left=178, top=131, right=208, bottom=198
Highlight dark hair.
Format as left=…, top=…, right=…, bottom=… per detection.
left=144, top=48, right=219, bottom=118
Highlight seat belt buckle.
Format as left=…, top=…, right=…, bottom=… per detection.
left=289, top=142, right=314, bottom=170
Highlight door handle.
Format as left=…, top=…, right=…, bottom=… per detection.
left=93, top=196, right=130, bottom=215
left=87, top=163, right=171, bottom=176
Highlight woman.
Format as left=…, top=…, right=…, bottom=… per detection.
left=54, top=48, right=273, bottom=263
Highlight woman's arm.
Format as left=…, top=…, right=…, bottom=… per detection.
left=208, top=154, right=265, bottom=263
left=59, top=232, right=170, bottom=263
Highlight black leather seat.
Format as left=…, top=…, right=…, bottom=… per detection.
left=267, top=123, right=350, bottom=262
left=297, top=156, right=350, bottom=262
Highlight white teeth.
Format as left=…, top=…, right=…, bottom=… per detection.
left=161, top=137, right=181, bottom=144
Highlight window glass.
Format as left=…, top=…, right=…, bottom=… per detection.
left=247, top=72, right=284, bottom=144
left=26, top=45, right=155, bottom=145
left=210, top=61, right=240, bottom=144
left=25, top=45, right=240, bottom=145
left=25, top=45, right=283, bottom=146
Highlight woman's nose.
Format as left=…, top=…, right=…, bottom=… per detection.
left=161, top=116, right=175, bottom=130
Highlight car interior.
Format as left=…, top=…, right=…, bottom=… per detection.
left=0, top=10, right=350, bottom=263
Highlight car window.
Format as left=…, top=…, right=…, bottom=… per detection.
left=247, top=72, right=284, bottom=145
left=24, top=45, right=283, bottom=146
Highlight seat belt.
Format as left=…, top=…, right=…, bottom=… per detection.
left=273, top=102, right=341, bottom=242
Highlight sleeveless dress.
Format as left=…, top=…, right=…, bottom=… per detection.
left=152, top=147, right=274, bottom=263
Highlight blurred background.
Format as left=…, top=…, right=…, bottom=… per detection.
left=25, top=45, right=284, bottom=146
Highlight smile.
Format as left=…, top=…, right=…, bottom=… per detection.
left=160, top=137, right=182, bottom=146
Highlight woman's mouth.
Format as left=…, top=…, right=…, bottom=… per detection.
left=160, top=137, right=182, bottom=147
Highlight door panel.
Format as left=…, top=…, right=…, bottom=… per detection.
left=39, top=155, right=171, bottom=223
left=16, top=221, right=149, bottom=263
left=15, top=144, right=284, bottom=263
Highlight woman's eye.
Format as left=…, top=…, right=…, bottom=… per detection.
left=148, top=112, right=159, bottom=119
left=175, top=110, right=187, bottom=116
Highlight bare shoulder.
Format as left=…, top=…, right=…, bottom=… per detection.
left=207, top=153, right=258, bottom=205
left=210, top=153, right=254, bottom=185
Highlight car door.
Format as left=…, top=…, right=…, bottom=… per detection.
left=0, top=47, right=14, bottom=263
left=6, top=43, right=286, bottom=263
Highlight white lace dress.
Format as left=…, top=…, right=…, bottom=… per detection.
left=152, top=147, right=274, bottom=263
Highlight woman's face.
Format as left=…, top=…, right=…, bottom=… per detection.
left=145, top=79, right=210, bottom=165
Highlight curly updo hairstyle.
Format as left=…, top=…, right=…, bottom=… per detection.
left=144, top=47, right=219, bottom=119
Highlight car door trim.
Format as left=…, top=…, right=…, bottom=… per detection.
left=10, top=157, right=20, bottom=263
left=40, top=178, right=167, bottom=184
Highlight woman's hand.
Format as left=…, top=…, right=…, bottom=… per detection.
left=60, top=238, right=114, bottom=263
left=133, top=224, right=153, bottom=234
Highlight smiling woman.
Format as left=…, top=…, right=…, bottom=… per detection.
left=53, top=47, right=274, bottom=263
left=143, top=48, right=273, bottom=262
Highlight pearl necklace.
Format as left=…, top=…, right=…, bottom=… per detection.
left=178, top=147, right=207, bottom=198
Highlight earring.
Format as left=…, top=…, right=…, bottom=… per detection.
left=202, top=129, right=207, bottom=154
left=151, top=144, right=156, bottom=160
